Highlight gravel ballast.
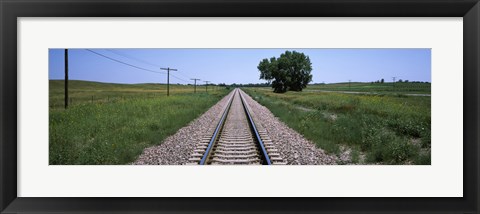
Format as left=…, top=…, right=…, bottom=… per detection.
left=240, top=90, right=338, bottom=165
left=134, top=89, right=339, bottom=165
left=133, top=91, right=234, bottom=165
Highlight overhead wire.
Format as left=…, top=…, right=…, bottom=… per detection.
left=104, top=49, right=196, bottom=82
left=174, top=69, right=195, bottom=80
left=85, top=49, right=199, bottom=83
left=105, top=49, right=162, bottom=68
left=170, top=74, right=190, bottom=83
left=85, top=49, right=166, bottom=75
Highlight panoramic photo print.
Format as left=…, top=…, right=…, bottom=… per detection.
left=49, top=48, right=431, bottom=165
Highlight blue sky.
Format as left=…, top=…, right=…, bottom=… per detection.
left=49, top=49, right=431, bottom=85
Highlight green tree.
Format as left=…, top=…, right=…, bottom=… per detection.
left=381, top=78, right=384, bottom=83
left=257, top=51, right=313, bottom=93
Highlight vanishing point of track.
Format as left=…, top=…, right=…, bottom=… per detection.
left=188, top=88, right=285, bottom=165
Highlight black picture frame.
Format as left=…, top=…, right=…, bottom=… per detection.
left=1, top=0, right=479, bottom=213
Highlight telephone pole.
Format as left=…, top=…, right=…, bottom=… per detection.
left=161, top=67, right=178, bottom=96
left=204, top=81, right=210, bottom=92
left=191, top=78, right=200, bottom=93
left=64, top=49, right=69, bottom=109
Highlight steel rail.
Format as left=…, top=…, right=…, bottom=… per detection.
left=199, top=90, right=235, bottom=165
left=238, top=90, right=272, bottom=165
left=200, top=89, right=271, bottom=165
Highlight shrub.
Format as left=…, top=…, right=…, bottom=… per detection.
left=420, top=130, right=431, bottom=148
left=387, top=117, right=427, bottom=138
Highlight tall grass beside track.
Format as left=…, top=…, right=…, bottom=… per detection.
left=243, top=88, right=431, bottom=165
left=49, top=80, right=230, bottom=165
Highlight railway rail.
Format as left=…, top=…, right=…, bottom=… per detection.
left=188, top=88, right=285, bottom=165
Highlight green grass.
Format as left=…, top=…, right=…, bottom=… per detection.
left=49, top=80, right=222, bottom=109
left=243, top=88, right=431, bottom=165
left=49, top=80, right=230, bottom=165
left=307, top=82, right=431, bottom=94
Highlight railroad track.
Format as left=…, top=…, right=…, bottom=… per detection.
left=188, top=88, right=286, bottom=165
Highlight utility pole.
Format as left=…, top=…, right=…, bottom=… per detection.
left=204, top=81, right=210, bottom=92
left=191, top=78, right=200, bottom=93
left=161, top=67, right=178, bottom=96
left=64, top=49, right=69, bottom=109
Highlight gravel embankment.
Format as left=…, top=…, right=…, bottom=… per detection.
left=241, top=90, right=339, bottom=165
left=133, top=91, right=233, bottom=165
left=134, top=89, right=339, bottom=165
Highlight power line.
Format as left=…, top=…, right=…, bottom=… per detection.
left=85, top=49, right=165, bottom=75
left=106, top=49, right=195, bottom=81
left=170, top=73, right=190, bottom=83
left=175, top=70, right=194, bottom=80
left=87, top=49, right=192, bottom=85
left=105, top=49, right=162, bottom=68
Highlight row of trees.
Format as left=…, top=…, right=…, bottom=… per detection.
left=371, top=79, right=430, bottom=84
left=372, top=79, right=385, bottom=84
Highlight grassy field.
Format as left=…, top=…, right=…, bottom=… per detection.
left=49, top=80, right=230, bottom=165
left=307, top=82, right=430, bottom=94
left=49, top=80, right=222, bottom=109
left=243, top=87, right=431, bottom=165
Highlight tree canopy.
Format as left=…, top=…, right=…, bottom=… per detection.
left=257, top=51, right=313, bottom=93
